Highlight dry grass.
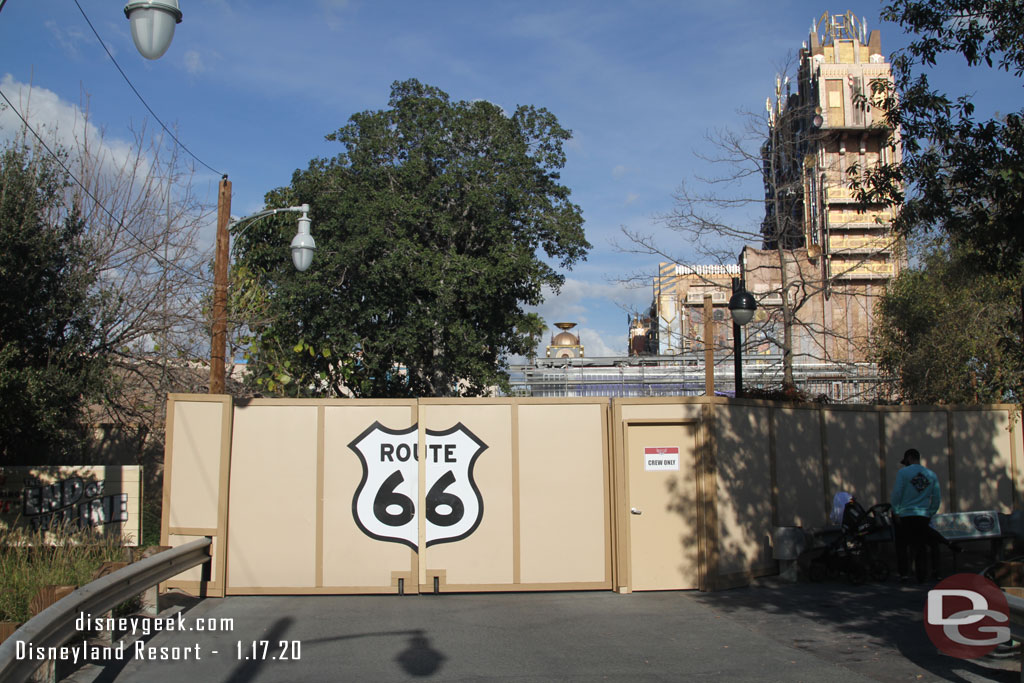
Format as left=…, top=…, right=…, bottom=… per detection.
left=0, top=524, right=129, bottom=624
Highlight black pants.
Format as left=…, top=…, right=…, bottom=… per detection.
left=896, top=515, right=942, bottom=581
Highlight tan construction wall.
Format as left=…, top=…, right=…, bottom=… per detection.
left=714, top=404, right=775, bottom=584
left=609, top=398, right=1020, bottom=592
left=162, top=394, right=1021, bottom=594
left=951, top=409, right=1016, bottom=512
left=162, top=395, right=231, bottom=596
left=516, top=401, right=610, bottom=587
left=164, top=396, right=612, bottom=595
left=227, top=402, right=320, bottom=592
left=322, top=402, right=418, bottom=593
left=824, top=409, right=883, bottom=514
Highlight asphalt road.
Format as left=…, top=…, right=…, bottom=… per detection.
left=53, top=578, right=1019, bottom=683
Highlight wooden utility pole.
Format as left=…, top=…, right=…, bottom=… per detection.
left=209, top=176, right=231, bottom=394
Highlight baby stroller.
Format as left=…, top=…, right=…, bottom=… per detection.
left=807, top=495, right=894, bottom=584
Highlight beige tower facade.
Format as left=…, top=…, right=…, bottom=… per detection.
left=645, top=11, right=903, bottom=374
left=652, top=263, right=738, bottom=356
left=756, top=9, right=903, bottom=362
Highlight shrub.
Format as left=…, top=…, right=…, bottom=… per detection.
left=0, top=525, right=129, bottom=624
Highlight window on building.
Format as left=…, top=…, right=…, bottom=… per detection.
left=826, top=79, right=845, bottom=127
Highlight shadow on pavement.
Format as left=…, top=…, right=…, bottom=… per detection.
left=693, top=572, right=1019, bottom=683
left=301, top=628, right=446, bottom=678
left=63, top=591, right=206, bottom=683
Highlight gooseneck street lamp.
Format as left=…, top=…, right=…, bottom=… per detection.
left=124, top=0, right=182, bottom=60
left=209, top=176, right=314, bottom=394
left=728, top=277, right=757, bottom=398
left=119, top=3, right=310, bottom=395
left=0, top=1, right=182, bottom=59
left=231, top=205, right=315, bottom=273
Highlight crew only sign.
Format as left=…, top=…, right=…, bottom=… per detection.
left=348, top=422, right=487, bottom=550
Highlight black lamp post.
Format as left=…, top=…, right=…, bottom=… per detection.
left=728, top=277, right=757, bottom=398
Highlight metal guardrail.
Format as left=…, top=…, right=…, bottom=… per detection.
left=0, top=537, right=211, bottom=683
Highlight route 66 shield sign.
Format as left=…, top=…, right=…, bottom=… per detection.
left=348, top=422, right=487, bottom=550
left=349, top=423, right=419, bottom=549
left=423, top=424, right=486, bottom=547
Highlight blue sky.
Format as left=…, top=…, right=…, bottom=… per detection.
left=0, top=2, right=1018, bottom=358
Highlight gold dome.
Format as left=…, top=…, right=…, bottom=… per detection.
left=552, top=331, right=579, bottom=346
left=551, top=322, right=580, bottom=346
left=546, top=322, right=584, bottom=358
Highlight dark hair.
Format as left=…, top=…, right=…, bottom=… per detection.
left=903, top=448, right=920, bottom=462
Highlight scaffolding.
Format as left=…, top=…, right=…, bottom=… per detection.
left=507, top=354, right=889, bottom=404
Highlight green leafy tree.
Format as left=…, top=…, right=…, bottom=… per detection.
left=873, top=240, right=1023, bottom=404
left=855, top=1, right=1024, bottom=403
left=860, top=0, right=1024, bottom=272
left=235, top=79, right=589, bottom=397
left=0, top=143, right=110, bottom=463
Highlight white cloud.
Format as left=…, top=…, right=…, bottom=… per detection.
left=574, top=326, right=620, bottom=357
left=550, top=276, right=652, bottom=309
left=625, top=192, right=639, bottom=205
left=612, top=164, right=627, bottom=178
left=525, top=276, right=653, bottom=358
left=319, top=0, right=353, bottom=26
left=534, top=278, right=613, bottom=326
left=565, top=128, right=586, bottom=155
left=0, top=75, right=145, bottom=184
left=184, top=50, right=206, bottom=75
left=44, top=19, right=92, bottom=60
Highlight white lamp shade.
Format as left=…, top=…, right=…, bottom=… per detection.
left=125, top=0, right=182, bottom=60
left=291, top=215, right=316, bottom=272
left=728, top=289, right=757, bottom=326
left=730, top=307, right=756, bottom=326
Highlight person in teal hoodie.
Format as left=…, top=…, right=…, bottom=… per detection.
left=891, top=448, right=942, bottom=582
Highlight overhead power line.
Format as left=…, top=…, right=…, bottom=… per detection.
left=0, top=85, right=213, bottom=285
left=72, top=0, right=225, bottom=178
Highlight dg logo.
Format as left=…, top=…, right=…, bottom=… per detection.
left=925, top=573, right=1011, bottom=659
left=348, top=422, right=487, bottom=550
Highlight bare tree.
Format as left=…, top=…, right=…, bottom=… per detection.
left=619, top=62, right=902, bottom=391
left=55, top=107, right=214, bottom=451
